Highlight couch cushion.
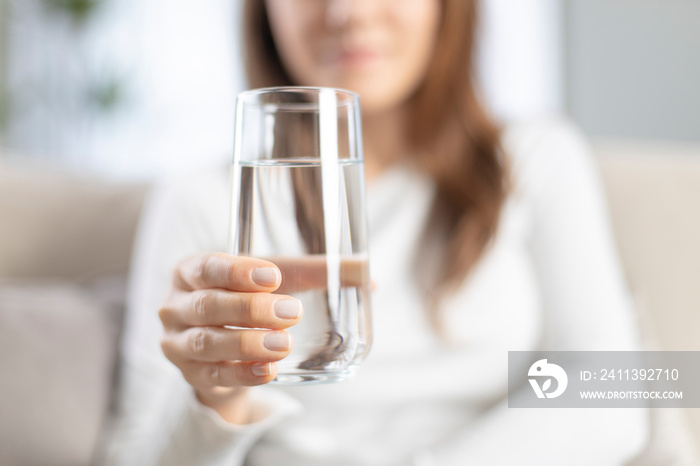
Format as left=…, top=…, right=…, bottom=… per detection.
left=0, top=278, right=124, bottom=466
left=0, top=159, right=147, bottom=279
left=595, top=143, right=700, bottom=351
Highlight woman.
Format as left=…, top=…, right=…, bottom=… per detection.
left=105, top=0, right=648, bottom=464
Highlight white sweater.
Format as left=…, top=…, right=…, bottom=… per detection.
left=103, top=119, right=648, bottom=465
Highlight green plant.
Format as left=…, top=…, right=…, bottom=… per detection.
left=41, top=0, right=105, bottom=26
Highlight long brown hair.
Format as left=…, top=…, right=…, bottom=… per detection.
left=242, top=0, right=508, bottom=322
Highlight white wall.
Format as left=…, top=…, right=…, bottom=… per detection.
left=478, top=0, right=563, bottom=122
left=4, top=0, right=242, bottom=178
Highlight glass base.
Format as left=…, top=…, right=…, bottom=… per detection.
left=270, top=368, right=355, bottom=385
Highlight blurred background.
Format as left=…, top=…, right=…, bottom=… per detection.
left=1, top=0, right=696, bottom=178
left=1, top=1, right=699, bottom=465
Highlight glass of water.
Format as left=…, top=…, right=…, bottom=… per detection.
left=229, top=87, right=372, bottom=384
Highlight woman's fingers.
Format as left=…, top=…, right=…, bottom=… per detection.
left=174, top=252, right=282, bottom=292
left=161, top=326, right=293, bottom=364
left=172, top=252, right=371, bottom=295
left=160, top=290, right=303, bottom=330
left=161, top=253, right=308, bottom=395
left=268, top=255, right=370, bottom=294
left=180, top=360, right=278, bottom=389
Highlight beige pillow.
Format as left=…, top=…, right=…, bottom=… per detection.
left=0, top=279, right=123, bottom=466
left=0, top=159, right=147, bottom=279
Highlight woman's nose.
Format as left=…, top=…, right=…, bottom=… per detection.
left=325, top=0, right=374, bottom=29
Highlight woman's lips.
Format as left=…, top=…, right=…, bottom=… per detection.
left=324, top=48, right=384, bottom=67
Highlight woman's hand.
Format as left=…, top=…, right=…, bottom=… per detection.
left=158, top=252, right=302, bottom=424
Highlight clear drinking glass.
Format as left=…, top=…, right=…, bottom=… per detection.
left=229, top=87, right=372, bottom=384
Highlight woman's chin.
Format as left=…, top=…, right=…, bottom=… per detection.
left=294, top=75, right=404, bottom=116
left=358, top=94, right=404, bottom=117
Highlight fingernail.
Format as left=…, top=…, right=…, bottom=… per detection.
left=251, top=362, right=271, bottom=377
left=251, top=267, right=279, bottom=287
left=264, top=332, right=291, bottom=351
left=275, top=298, right=301, bottom=319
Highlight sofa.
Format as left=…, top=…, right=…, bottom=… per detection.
left=0, top=157, right=147, bottom=465
left=1, top=141, right=699, bottom=465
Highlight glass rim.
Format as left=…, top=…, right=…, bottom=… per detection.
left=236, top=86, right=360, bottom=108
